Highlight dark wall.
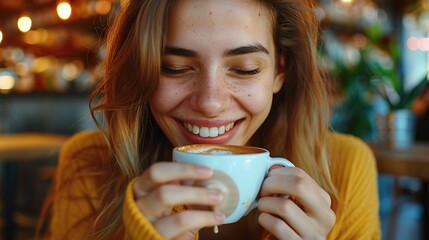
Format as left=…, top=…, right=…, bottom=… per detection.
left=0, top=93, right=96, bottom=135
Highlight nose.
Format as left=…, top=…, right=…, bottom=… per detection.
left=190, top=70, right=229, bottom=117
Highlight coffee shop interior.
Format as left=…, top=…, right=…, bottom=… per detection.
left=0, top=0, right=428, bottom=239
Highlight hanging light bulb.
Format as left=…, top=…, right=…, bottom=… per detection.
left=17, top=15, right=32, bottom=33
left=0, top=75, right=15, bottom=92
left=95, top=0, right=112, bottom=15
left=57, top=1, right=72, bottom=20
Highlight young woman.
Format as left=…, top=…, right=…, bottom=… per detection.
left=44, top=0, right=380, bottom=239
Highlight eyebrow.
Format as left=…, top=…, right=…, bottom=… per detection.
left=164, top=47, right=197, bottom=57
left=224, top=43, right=269, bottom=57
left=163, top=43, right=269, bottom=58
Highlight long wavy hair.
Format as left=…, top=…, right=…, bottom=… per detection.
left=89, top=0, right=337, bottom=238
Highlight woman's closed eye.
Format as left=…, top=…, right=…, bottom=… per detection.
left=231, top=68, right=260, bottom=76
left=161, top=65, right=193, bottom=75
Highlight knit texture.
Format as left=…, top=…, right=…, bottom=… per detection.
left=48, top=130, right=380, bottom=239
left=123, top=179, right=164, bottom=240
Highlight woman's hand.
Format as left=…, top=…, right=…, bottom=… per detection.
left=133, top=162, right=225, bottom=239
left=258, top=166, right=335, bottom=239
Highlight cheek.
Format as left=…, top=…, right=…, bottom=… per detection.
left=150, top=84, right=183, bottom=114
left=240, top=84, right=273, bottom=115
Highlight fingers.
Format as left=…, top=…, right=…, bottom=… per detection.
left=154, top=210, right=225, bottom=239
left=261, top=167, right=332, bottom=220
left=134, top=162, right=214, bottom=195
left=259, top=195, right=335, bottom=239
left=131, top=162, right=226, bottom=239
left=258, top=212, right=300, bottom=240
left=258, top=197, right=311, bottom=238
left=258, top=197, right=331, bottom=239
left=135, top=184, right=223, bottom=222
left=258, top=167, right=336, bottom=238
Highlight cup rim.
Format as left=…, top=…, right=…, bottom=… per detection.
left=174, top=144, right=267, bottom=155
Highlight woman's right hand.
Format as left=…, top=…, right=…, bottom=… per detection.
left=133, top=162, right=225, bottom=239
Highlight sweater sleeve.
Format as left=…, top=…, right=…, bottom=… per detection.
left=258, top=133, right=380, bottom=240
left=327, top=133, right=381, bottom=240
left=122, top=178, right=164, bottom=240
left=47, top=131, right=196, bottom=240
left=48, top=131, right=105, bottom=239
left=123, top=179, right=202, bottom=240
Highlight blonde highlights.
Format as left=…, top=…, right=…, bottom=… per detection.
left=89, top=0, right=173, bottom=238
left=254, top=0, right=337, bottom=198
left=88, top=0, right=336, bottom=238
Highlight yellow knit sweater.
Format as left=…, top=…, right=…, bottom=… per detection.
left=48, top=130, right=380, bottom=239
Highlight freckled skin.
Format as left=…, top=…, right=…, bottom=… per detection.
left=150, top=0, right=285, bottom=146
left=132, top=1, right=336, bottom=240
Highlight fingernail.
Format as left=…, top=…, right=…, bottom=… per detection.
left=208, top=189, right=222, bottom=202
left=196, top=165, right=212, bottom=175
left=215, top=212, right=225, bottom=223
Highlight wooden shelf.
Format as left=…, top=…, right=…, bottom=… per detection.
left=0, top=0, right=111, bottom=63
left=0, top=91, right=91, bottom=98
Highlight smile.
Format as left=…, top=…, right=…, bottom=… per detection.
left=183, top=122, right=235, bottom=138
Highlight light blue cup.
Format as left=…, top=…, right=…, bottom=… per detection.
left=173, top=144, right=294, bottom=224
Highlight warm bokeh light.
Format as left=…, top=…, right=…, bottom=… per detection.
left=340, top=0, right=353, bottom=3
left=17, top=16, right=32, bottom=33
left=57, top=1, right=72, bottom=20
left=33, top=56, right=56, bottom=73
left=23, top=28, right=51, bottom=45
left=95, top=0, right=112, bottom=15
left=0, top=30, right=3, bottom=44
left=0, top=75, right=15, bottom=92
left=15, top=63, right=30, bottom=77
left=62, top=63, right=79, bottom=81
left=23, top=30, right=41, bottom=45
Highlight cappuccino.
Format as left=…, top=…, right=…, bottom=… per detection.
left=176, top=144, right=265, bottom=155
left=173, top=144, right=294, bottom=224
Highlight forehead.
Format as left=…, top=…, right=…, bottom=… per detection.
left=166, top=0, right=274, bottom=50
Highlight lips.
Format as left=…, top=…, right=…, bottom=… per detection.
left=183, top=121, right=235, bottom=138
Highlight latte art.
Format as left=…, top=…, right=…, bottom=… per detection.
left=186, top=147, right=233, bottom=155
left=173, top=143, right=293, bottom=224
left=177, top=144, right=265, bottom=155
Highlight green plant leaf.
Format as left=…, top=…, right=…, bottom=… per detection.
left=399, top=77, right=428, bottom=109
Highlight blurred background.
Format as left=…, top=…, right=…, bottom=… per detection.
left=0, top=0, right=428, bottom=239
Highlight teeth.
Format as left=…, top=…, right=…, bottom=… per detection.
left=192, top=125, right=199, bottom=134
left=184, top=122, right=235, bottom=138
left=218, top=126, right=225, bottom=134
left=209, top=127, right=218, bottom=137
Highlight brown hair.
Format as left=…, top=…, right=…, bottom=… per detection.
left=254, top=0, right=337, bottom=196
left=90, top=0, right=174, bottom=238
left=88, top=0, right=336, bottom=238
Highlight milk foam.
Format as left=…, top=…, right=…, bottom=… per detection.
left=209, top=150, right=233, bottom=155
left=187, top=146, right=233, bottom=155
left=179, top=144, right=265, bottom=154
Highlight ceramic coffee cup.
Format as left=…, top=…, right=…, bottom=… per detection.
left=173, top=144, right=294, bottom=224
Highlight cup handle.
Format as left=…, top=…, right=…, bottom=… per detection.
left=268, top=157, right=295, bottom=199
left=243, top=157, right=295, bottom=216
left=268, top=157, right=295, bottom=168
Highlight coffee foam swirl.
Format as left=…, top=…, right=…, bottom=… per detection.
left=178, top=144, right=265, bottom=155
left=187, top=147, right=232, bottom=155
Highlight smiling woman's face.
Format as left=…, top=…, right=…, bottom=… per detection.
left=150, top=0, right=284, bottom=147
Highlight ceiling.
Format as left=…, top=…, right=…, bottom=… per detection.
left=0, top=0, right=111, bottom=64
left=0, top=0, right=39, bottom=18
left=0, top=0, right=421, bottom=62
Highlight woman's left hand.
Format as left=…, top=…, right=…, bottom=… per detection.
left=258, top=166, right=336, bottom=239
